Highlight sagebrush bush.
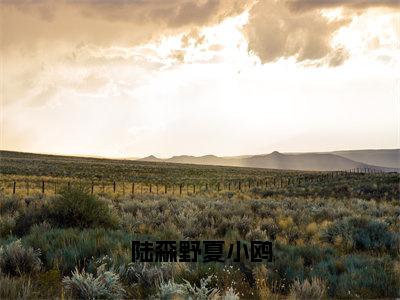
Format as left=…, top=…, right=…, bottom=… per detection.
left=158, top=280, right=186, bottom=299
left=0, top=275, right=32, bottom=299
left=0, top=214, right=16, bottom=237
left=158, top=276, right=219, bottom=300
left=289, top=277, right=327, bottom=299
left=49, top=186, right=118, bottom=229
left=0, top=239, right=42, bottom=276
left=122, top=262, right=173, bottom=289
left=62, top=264, right=125, bottom=299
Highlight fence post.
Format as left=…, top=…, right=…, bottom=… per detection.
left=91, top=181, right=94, bottom=195
left=13, top=181, right=16, bottom=194
left=228, top=182, right=231, bottom=191
left=165, top=184, right=167, bottom=194
left=157, top=185, right=159, bottom=194
left=113, top=181, right=116, bottom=193
left=26, top=181, right=29, bottom=195
left=193, top=184, right=196, bottom=194
left=122, top=182, right=125, bottom=195
left=217, top=182, right=220, bottom=192
left=132, top=182, right=135, bottom=195
left=238, top=181, right=241, bottom=191
left=179, top=184, right=182, bottom=195
left=42, top=180, right=45, bottom=194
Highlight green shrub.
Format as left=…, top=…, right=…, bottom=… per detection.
left=0, top=196, right=22, bottom=214
left=48, top=186, right=118, bottom=229
left=322, top=217, right=398, bottom=252
left=35, top=269, right=63, bottom=298
left=334, top=255, right=399, bottom=298
left=267, top=244, right=336, bottom=293
left=0, top=214, right=16, bottom=237
left=22, top=227, right=133, bottom=274
left=0, top=239, right=42, bottom=276
left=14, top=206, right=49, bottom=236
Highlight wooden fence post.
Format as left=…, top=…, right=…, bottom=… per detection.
left=149, top=184, right=152, bottom=193
left=42, top=180, right=45, bottom=194
left=193, top=184, right=196, bottom=194
left=179, top=184, right=182, bottom=195
left=122, top=182, right=125, bottom=195
left=91, top=181, right=94, bottom=195
left=113, top=181, right=116, bottom=193
left=217, top=182, right=220, bottom=192
left=165, top=184, right=167, bottom=194
left=26, top=181, right=29, bottom=195
left=132, top=182, right=135, bottom=195
left=238, top=181, right=241, bottom=191
left=13, top=181, right=16, bottom=194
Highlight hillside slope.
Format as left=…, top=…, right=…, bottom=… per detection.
left=333, top=149, right=400, bottom=169
left=139, top=150, right=398, bottom=172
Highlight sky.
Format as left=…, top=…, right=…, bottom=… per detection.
left=1, top=0, right=399, bottom=158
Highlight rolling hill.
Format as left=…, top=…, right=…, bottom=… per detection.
left=138, top=149, right=399, bottom=172
left=332, top=149, right=399, bottom=169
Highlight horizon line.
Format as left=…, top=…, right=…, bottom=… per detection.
left=1, top=147, right=399, bottom=161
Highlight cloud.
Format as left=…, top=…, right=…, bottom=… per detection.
left=244, top=0, right=352, bottom=65
left=287, top=0, right=400, bottom=11
left=1, top=0, right=249, bottom=53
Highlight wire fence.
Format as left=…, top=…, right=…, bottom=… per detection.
left=0, top=168, right=389, bottom=196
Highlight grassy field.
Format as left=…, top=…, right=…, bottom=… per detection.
left=0, top=151, right=399, bottom=299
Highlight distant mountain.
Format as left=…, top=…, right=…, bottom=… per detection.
left=138, top=155, right=164, bottom=162
left=136, top=149, right=400, bottom=172
left=166, top=155, right=239, bottom=166
left=244, top=152, right=370, bottom=171
left=333, top=149, right=400, bottom=169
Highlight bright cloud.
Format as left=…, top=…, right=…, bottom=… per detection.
left=1, top=1, right=399, bottom=157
